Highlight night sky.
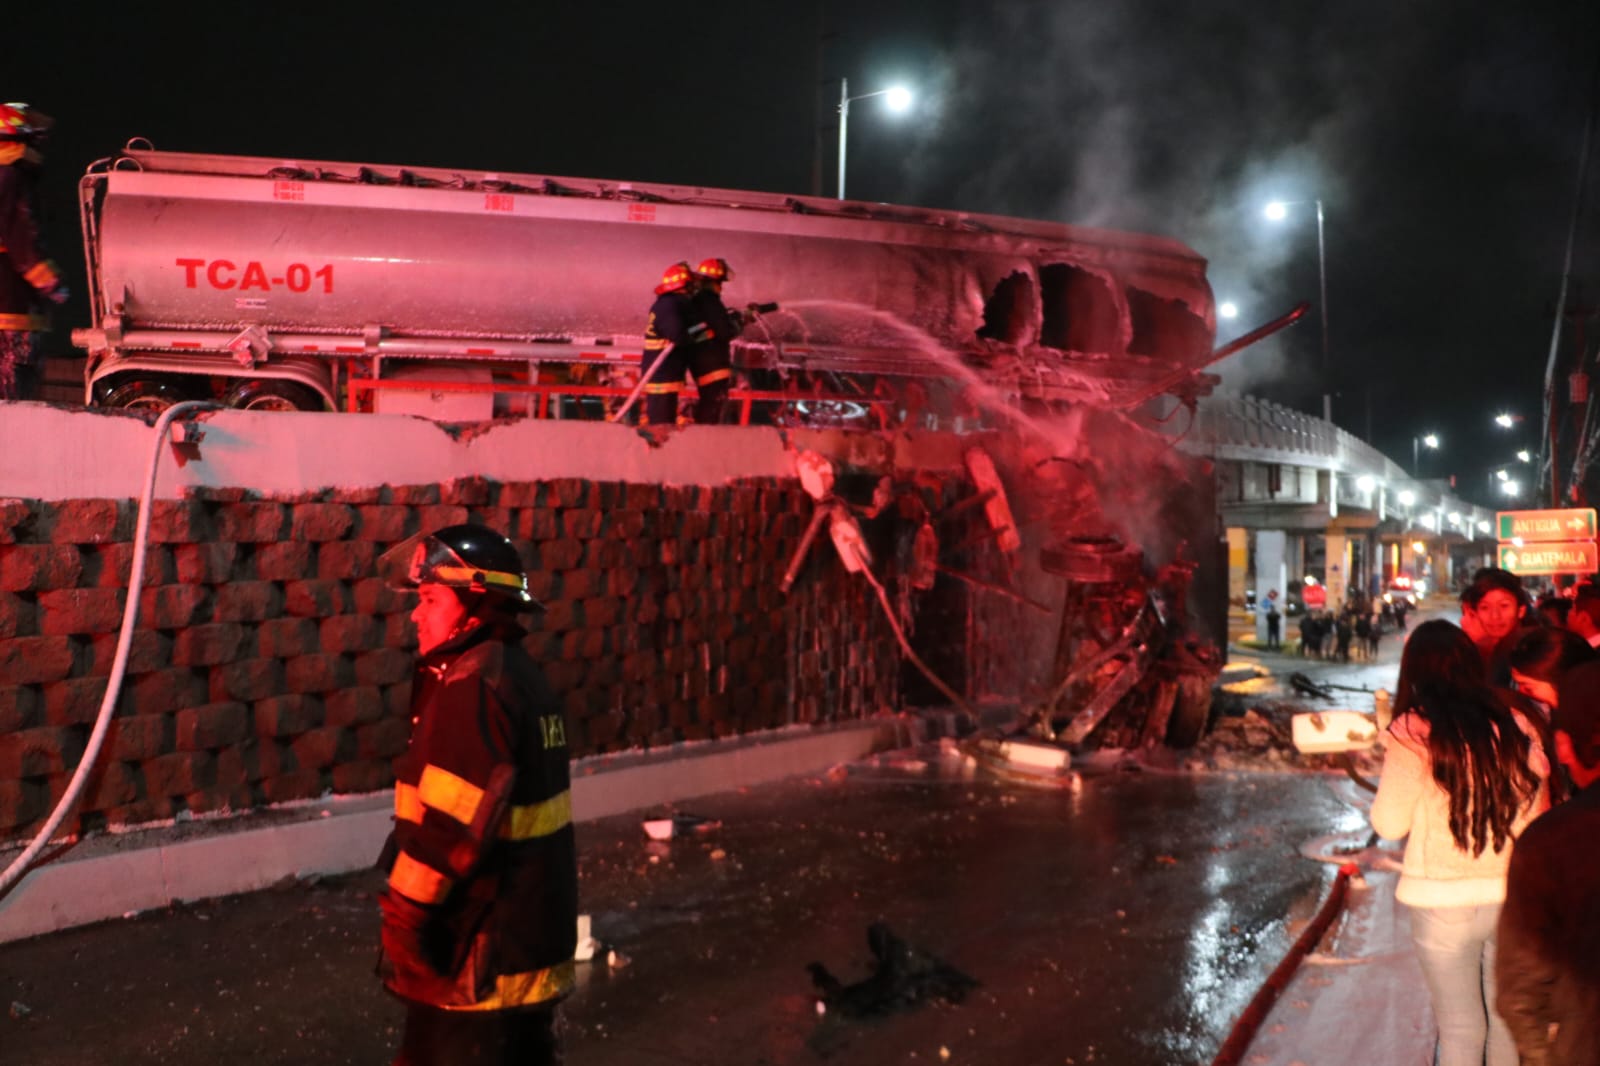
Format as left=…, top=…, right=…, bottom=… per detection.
left=12, top=1, right=1599, bottom=504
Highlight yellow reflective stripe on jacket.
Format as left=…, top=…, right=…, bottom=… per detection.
left=398, top=779, right=569, bottom=838
left=0, top=312, right=47, bottom=331
left=389, top=851, right=452, bottom=904
left=22, top=260, right=58, bottom=290
left=697, top=367, right=733, bottom=385
left=394, top=782, right=425, bottom=824
left=417, top=764, right=484, bottom=826
left=500, top=790, right=572, bottom=841
left=443, top=959, right=577, bottom=1012
left=643, top=381, right=683, bottom=394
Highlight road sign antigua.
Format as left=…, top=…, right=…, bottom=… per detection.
left=1497, top=508, right=1598, bottom=541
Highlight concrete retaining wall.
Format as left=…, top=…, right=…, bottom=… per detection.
left=0, top=404, right=988, bottom=843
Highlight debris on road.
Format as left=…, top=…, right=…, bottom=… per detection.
left=807, top=921, right=978, bottom=1020
left=640, top=813, right=721, bottom=841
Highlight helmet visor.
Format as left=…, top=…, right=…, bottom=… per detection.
left=377, top=532, right=539, bottom=608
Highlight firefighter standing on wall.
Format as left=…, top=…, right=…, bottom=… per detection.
left=640, top=260, right=709, bottom=426
left=375, top=524, right=577, bottom=1066
left=0, top=102, right=67, bottom=401
left=686, top=257, right=742, bottom=425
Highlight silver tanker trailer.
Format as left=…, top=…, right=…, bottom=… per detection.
left=71, top=141, right=1221, bottom=426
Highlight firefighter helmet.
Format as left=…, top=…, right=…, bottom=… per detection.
left=378, top=524, right=541, bottom=609
left=654, top=261, right=694, bottom=295
left=0, top=102, right=52, bottom=144
left=693, top=258, right=733, bottom=283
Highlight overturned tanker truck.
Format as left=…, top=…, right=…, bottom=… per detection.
left=71, top=141, right=1293, bottom=751
left=71, top=141, right=1226, bottom=422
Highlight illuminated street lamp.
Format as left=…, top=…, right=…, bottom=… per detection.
left=1412, top=431, right=1439, bottom=474
left=1494, top=412, right=1520, bottom=429
left=1500, top=478, right=1522, bottom=497
left=1516, top=449, right=1532, bottom=463
left=1264, top=198, right=1330, bottom=419
left=1218, top=301, right=1239, bottom=320
left=837, top=79, right=913, bottom=200
left=1398, top=489, right=1416, bottom=507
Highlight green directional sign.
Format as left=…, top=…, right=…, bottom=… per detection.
left=1497, top=508, right=1598, bottom=542
left=1498, top=540, right=1599, bottom=576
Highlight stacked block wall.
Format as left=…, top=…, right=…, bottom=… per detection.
left=0, top=477, right=906, bottom=840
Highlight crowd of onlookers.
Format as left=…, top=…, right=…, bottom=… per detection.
left=1366, top=567, right=1600, bottom=1066
left=1293, top=593, right=1409, bottom=662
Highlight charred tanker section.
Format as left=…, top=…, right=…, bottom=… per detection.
left=72, top=144, right=1216, bottom=426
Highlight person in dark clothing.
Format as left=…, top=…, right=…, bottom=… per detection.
left=1263, top=593, right=1281, bottom=650
left=1334, top=611, right=1354, bottom=662
left=0, top=102, right=68, bottom=401
left=1496, top=659, right=1600, bottom=1066
left=375, top=525, right=577, bottom=1066
left=640, top=261, right=709, bottom=427
left=1298, top=611, right=1317, bottom=658
left=1354, top=614, right=1373, bottom=661
left=685, top=257, right=742, bottom=425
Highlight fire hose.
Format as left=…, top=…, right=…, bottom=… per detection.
left=608, top=342, right=672, bottom=424
left=0, top=401, right=221, bottom=896
left=1208, top=861, right=1359, bottom=1066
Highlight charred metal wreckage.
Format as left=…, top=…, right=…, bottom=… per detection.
left=70, top=142, right=1299, bottom=752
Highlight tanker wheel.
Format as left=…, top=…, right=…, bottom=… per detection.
left=101, top=377, right=196, bottom=412
left=222, top=379, right=325, bottom=412
left=1163, top=672, right=1215, bottom=748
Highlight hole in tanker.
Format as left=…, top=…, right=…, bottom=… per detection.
left=1039, top=263, right=1119, bottom=353
left=975, top=271, right=1038, bottom=345
left=1127, top=287, right=1212, bottom=363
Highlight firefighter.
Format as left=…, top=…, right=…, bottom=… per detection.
left=686, top=257, right=742, bottom=425
left=0, top=102, right=67, bottom=401
left=375, top=524, right=577, bottom=1066
left=640, top=260, right=708, bottom=426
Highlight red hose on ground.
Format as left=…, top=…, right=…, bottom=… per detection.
left=1210, top=862, right=1359, bottom=1066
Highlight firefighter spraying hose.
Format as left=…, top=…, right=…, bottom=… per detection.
left=611, top=259, right=778, bottom=425
left=0, top=401, right=223, bottom=896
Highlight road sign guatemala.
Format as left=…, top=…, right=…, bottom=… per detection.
left=1496, top=509, right=1598, bottom=576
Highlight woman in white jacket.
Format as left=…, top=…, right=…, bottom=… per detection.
left=1371, top=620, right=1548, bottom=1066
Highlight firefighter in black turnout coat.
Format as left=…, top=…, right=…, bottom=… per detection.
left=0, top=102, right=68, bottom=401
left=641, top=260, right=709, bottom=426
left=686, top=256, right=742, bottom=425
left=376, top=524, right=577, bottom=1066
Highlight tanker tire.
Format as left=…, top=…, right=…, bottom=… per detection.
left=102, top=377, right=196, bottom=412
left=1163, top=672, right=1215, bottom=748
left=222, top=379, right=325, bottom=412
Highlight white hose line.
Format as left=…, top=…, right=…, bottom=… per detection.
left=0, top=401, right=218, bottom=896
left=609, top=342, right=672, bottom=424
left=859, top=561, right=974, bottom=717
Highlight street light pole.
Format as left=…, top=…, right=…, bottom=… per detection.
left=1314, top=198, right=1329, bottom=397
left=1266, top=198, right=1332, bottom=423
left=1412, top=432, right=1439, bottom=476
left=837, top=76, right=850, bottom=201
left=836, top=79, right=913, bottom=200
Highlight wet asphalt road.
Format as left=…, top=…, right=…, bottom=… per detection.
left=0, top=759, right=1368, bottom=1066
